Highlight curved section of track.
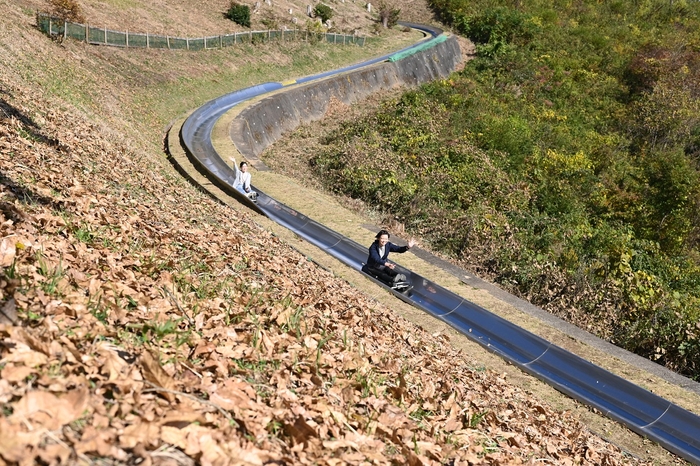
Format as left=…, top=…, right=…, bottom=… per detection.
left=176, top=25, right=700, bottom=464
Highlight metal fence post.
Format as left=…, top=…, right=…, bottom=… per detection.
left=84, top=23, right=88, bottom=43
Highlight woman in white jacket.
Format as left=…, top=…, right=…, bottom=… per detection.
left=231, top=158, right=257, bottom=200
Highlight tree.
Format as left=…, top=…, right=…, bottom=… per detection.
left=314, top=4, right=333, bottom=23
left=377, top=0, right=400, bottom=28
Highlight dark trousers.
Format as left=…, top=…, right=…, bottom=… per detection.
left=364, top=264, right=397, bottom=286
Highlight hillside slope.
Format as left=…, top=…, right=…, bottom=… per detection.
left=22, top=0, right=438, bottom=37
left=0, top=0, right=685, bottom=464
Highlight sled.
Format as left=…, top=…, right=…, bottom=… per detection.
left=361, top=264, right=413, bottom=295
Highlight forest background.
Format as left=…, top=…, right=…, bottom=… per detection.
left=303, top=0, right=700, bottom=380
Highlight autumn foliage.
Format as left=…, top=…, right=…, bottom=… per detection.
left=46, top=0, right=85, bottom=23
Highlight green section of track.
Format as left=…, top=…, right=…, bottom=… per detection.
left=388, top=34, right=447, bottom=62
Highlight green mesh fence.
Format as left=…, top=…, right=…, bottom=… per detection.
left=66, top=22, right=86, bottom=41
left=36, top=15, right=61, bottom=36
left=106, top=30, right=127, bottom=47
left=251, top=31, right=267, bottom=43
left=88, top=26, right=106, bottom=43
left=172, top=38, right=184, bottom=49
left=188, top=38, right=205, bottom=50
left=36, top=13, right=364, bottom=50
left=128, top=33, right=148, bottom=48
left=221, top=34, right=237, bottom=47
left=36, top=14, right=50, bottom=33
left=149, top=35, right=170, bottom=49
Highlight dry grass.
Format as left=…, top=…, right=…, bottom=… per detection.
left=24, top=0, right=425, bottom=36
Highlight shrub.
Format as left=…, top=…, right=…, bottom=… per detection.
left=305, top=19, right=325, bottom=43
left=46, top=0, right=85, bottom=23
left=225, top=2, right=251, bottom=28
left=260, top=11, right=279, bottom=30
left=314, top=4, right=333, bottom=23
left=461, top=7, right=534, bottom=45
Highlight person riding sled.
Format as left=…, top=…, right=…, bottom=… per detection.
left=230, top=157, right=258, bottom=201
left=364, top=229, right=415, bottom=290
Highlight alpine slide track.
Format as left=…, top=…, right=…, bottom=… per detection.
left=165, top=22, right=700, bottom=464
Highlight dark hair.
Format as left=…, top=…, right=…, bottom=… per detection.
left=375, top=229, right=390, bottom=239
left=239, top=161, right=247, bottom=169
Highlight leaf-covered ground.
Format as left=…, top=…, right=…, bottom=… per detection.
left=0, top=83, right=665, bottom=466
left=0, top=1, right=685, bottom=466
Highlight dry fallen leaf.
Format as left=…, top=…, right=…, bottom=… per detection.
left=139, top=351, right=177, bottom=402
left=284, top=416, right=318, bottom=445
left=0, top=236, right=16, bottom=267
left=0, top=298, right=17, bottom=324
left=9, top=387, right=90, bottom=431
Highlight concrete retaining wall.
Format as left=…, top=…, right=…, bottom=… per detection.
left=231, top=35, right=462, bottom=159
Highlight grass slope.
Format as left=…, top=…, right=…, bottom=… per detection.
left=0, top=0, right=688, bottom=464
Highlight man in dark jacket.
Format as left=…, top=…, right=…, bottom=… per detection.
left=364, top=229, right=416, bottom=288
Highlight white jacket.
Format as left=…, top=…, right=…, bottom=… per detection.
left=234, top=168, right=251, bottom=193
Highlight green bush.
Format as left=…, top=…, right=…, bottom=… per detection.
left=454, top=7, right=536, bottom=59
left=314, top=4, right=333, bottom=23
left=304, top=19, right=325, bottom=43
left=308, top=0, right=700, bottom=380
left=225, top=2, right=251, bottom=28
